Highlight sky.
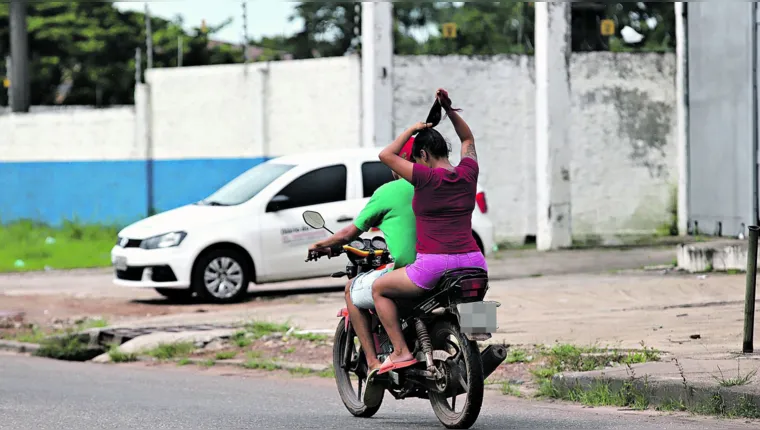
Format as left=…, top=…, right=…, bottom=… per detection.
left=114, top=1, right=304, bottom=43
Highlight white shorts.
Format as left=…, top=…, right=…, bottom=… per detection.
left=349, top=265, right=393, bottom=310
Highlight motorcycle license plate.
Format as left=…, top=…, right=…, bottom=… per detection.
left=457, top=301, right=498, bottom=334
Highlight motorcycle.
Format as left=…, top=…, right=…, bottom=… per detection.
left=302, top=210, right=507, bottom=429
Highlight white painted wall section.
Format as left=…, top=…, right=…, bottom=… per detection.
left=361, top=1, right=394, bottom=148
left=535, top=2, right=573, bottom=250
left=0, top=107, right=137, bottom=162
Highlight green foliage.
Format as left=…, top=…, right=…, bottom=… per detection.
left=0, top=220, right=118, bottom=272
left=145, top=342, right=195, bottom=360
left=0, top=1, right=243, bottom=106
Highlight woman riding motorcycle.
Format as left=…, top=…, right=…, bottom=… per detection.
left=372, top=88, right=487, bottom=376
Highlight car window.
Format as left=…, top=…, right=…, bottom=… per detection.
left=361, top=162, right=394, bottom=198
left=270, top=164, right=348, bottom=211
left=201, top=162, right=294, bottom=206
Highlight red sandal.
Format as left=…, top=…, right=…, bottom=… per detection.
left=377, top=355, right=418, bottom=375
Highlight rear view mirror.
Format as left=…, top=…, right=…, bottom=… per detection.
left=303, top=211, right=325, bottom=230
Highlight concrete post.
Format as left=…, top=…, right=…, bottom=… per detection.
left=675, top=2, right=689, bottom=236
left=361, top=1, right=394, bottom=148
left=535, top=2, right=572, bottom=251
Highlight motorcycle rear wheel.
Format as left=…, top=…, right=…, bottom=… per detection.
left=428, top=320, right=484, bottom=429
left=333, top=319, right=383, bottom=418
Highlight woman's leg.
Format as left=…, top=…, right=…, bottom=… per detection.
left=371, top=267, right=425, bottom=361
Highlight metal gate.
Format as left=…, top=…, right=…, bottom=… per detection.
left=687, top=2, right=757, bottom=237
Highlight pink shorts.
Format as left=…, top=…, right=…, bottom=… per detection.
left=406, top=251, right=488, bottom=290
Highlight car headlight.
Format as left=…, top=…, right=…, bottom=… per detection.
left=140, top=232, right=187, bottom=249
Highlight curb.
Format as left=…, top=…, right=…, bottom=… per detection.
left=98, top=354, right=332, bottom=374
left=552, top=371, right=760, bottom=412
left=0, top=339, right=40, bottom=354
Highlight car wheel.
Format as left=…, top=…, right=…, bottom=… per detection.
left=191, top=248, right=251, bottom=304
left=154, top=288, right=193, bottom=302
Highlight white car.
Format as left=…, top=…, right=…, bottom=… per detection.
left=111, top=148, right=495, bottom=304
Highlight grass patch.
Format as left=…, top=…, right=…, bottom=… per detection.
left=318, top=366, right=335, bottom=378
left=34, top=334, right=103, bottom=361
left=505, top=348, right=531, bottom=364
left=232, top=330, right=253, bottom=348
left=243, top=321, right=290, bottom=339
left=145, top=342, right=195, bottom=360
left=695, top=392, right=760, bottom=419
left=282, top=346, right=296, bottom=355
left=531, top=342, right=660, bottom=389
left=200, top=359, right=216, bottom=368
left=177, top=358, right=191, bottom=366
left=713, top=361, right=757, bottom=387
left=560, top=378, right=650, bottom=410
left=290, top=332, right=329, bottom=342
left=501, top=382, right=522, bottom=397
left=0, top=220, right=119, bottom=272
left=108, top=345, right=137, bottom=363
left=243, top=357, right=281, bottom=371
left=215, top=351, right=237, bottom=360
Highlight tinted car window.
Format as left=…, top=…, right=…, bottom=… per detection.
left=361, top=162, right=394, bottom=197
left=269, top=165, right=348, bottom=211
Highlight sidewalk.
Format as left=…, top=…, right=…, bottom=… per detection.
left=105, top=270, right=750, bottom=359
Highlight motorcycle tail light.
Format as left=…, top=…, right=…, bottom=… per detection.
left=476, top=192, right=488, bottom=214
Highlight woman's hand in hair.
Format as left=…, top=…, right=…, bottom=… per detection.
left=413, top=122, right=433, bottom=132
left=436, top=88, right=460, bottom=113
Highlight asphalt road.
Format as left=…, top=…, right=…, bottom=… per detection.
left=0, top=354, right=754, bottom=430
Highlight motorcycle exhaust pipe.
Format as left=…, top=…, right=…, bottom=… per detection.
left=481, top=344, right=508, bottom=380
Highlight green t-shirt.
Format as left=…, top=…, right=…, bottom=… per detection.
left=353, top=179, right=417, bottom=269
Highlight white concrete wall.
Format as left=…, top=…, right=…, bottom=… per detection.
left=394, top=53, right=676, bottom=242
left=2, top=53, right=676, bottom=241
left=0, top=107, right=137, bottom=162
left=146, top=56, right=361, bottom=160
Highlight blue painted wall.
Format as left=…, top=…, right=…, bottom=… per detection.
left=0, top=157, right=267, bottom=226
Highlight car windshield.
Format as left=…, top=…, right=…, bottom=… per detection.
left=198, top=162, right=294, bottom=206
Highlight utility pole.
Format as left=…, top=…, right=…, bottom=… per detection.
left=242, top=1, right=250, bottom=63
left=145, top=3, right=153, bottom=70
left=177, top=36, right=183, bottom=67
left=10, top=0, right=30, bottom=112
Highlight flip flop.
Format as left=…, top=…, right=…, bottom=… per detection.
left=377, top=355, right=418, bottom=375
left=362, top=367, right=383, bottom=408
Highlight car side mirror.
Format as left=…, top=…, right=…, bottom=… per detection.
left=266, top=195, right=289, bottom=213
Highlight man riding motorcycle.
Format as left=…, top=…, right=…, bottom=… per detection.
left=307, top=138, right=417, bottom=406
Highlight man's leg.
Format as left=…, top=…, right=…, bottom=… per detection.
left=344, top=279, right=381, bottom=371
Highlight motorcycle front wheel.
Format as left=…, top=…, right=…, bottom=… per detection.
left=332, top=319, right=383, bottom=418
left=428, top=320, right=484, bottom=429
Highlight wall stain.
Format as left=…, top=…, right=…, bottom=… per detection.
left=583, top=86, right=672, bottom=179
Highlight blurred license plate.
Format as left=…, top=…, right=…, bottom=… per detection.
left=457, top=301, right=499, bottom=334
left=113, top=256, right=128, bottom=271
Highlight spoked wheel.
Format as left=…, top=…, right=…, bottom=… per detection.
left=332, top=319, right=383, bottom=417
left=429, top=320, right=484, bottom=429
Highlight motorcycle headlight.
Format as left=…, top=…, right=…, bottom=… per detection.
left=140, top=231, right=187, bottom=249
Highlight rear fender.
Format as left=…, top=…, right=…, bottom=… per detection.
left=337, top=308, right=349, bottom=331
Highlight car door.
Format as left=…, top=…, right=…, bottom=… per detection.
left=257, top=163, right=354, bottom=282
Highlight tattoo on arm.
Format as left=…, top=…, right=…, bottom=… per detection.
left=463, top=142, right=477, bottom=161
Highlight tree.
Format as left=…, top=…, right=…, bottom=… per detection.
left=0, top=1, right=244, bottom=107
